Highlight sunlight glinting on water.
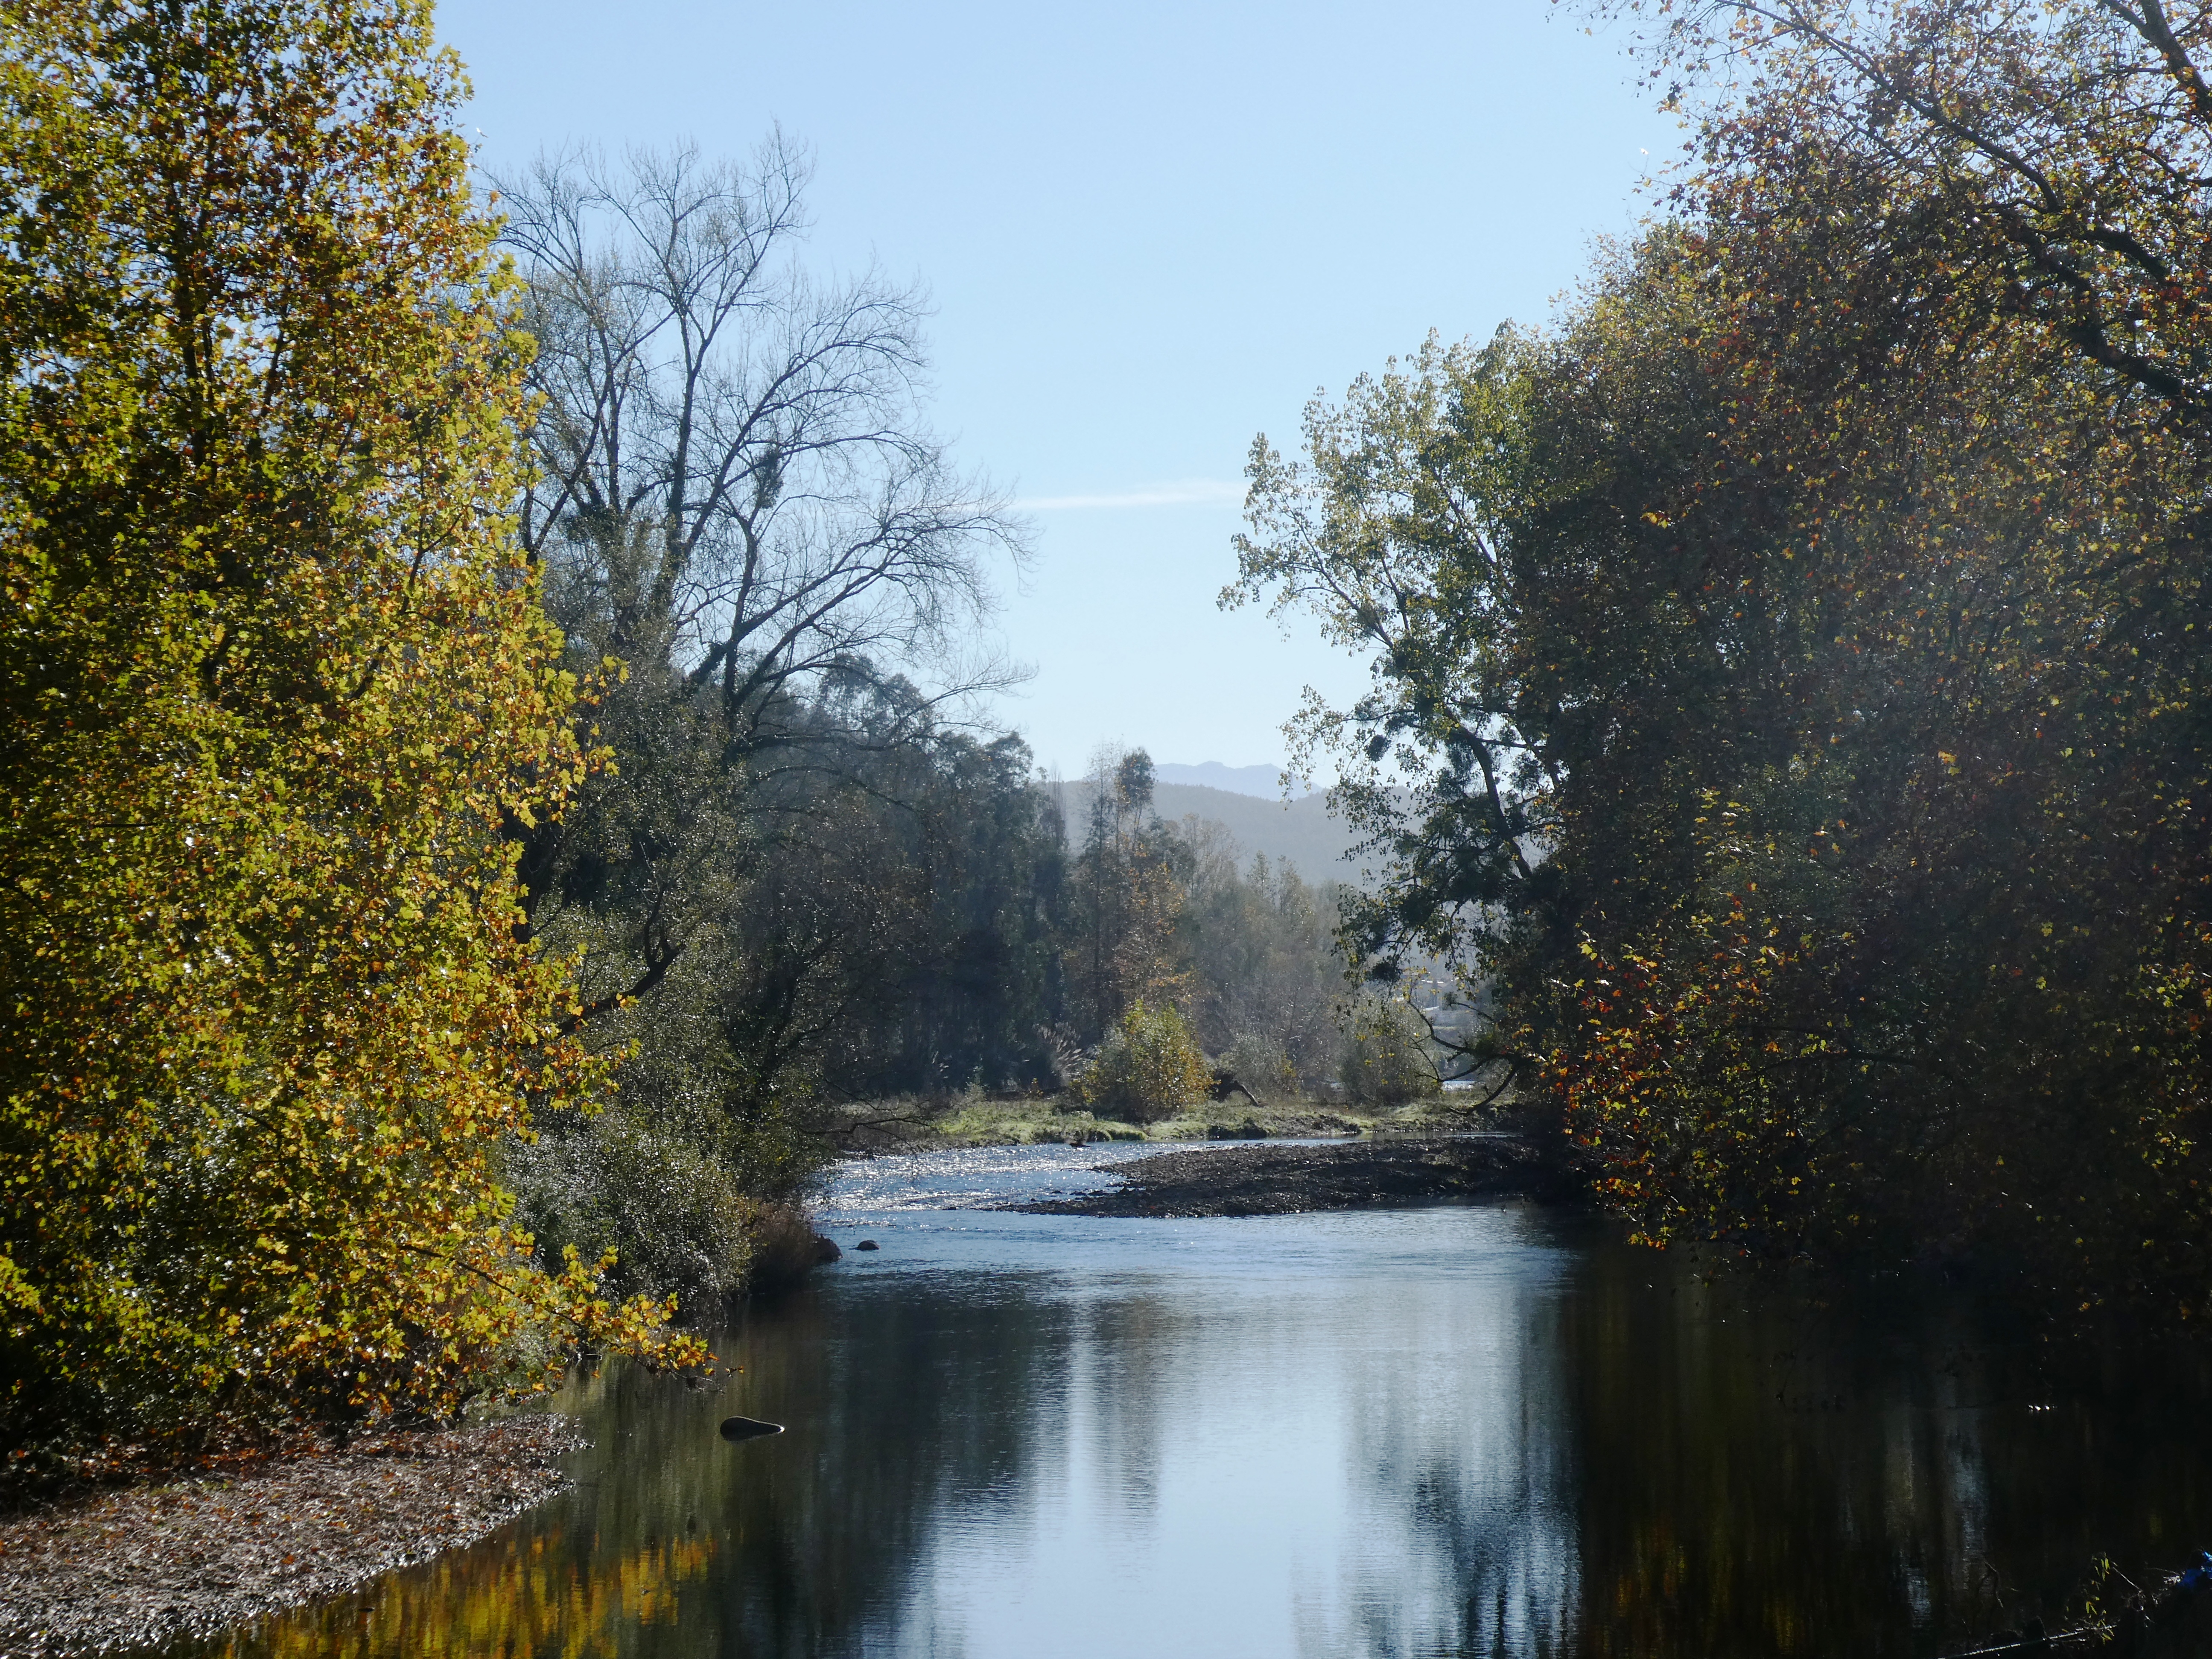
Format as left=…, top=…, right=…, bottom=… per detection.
left=817, top=1141, right=1171, bottom=1217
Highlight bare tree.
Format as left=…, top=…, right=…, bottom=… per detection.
left=493, top=136, right=1029, bottom=1033
left=496, top=134, right=1027, bottom=739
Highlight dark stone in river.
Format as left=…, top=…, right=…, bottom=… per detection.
left=719, top=1416, right=785, bottom=1441
left=855, top=1239, right=879, bottom=1250
left=812, top=1234, right=841, bottom=1262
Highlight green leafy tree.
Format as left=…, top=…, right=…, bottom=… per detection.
left=1338, top=994, right=1444, bottom=1107
left=1179, top=838, right=1346, bottom=1092
left=1062, top=749, right=1192, bottom=1040
left=1070, top=1001, right=1212, bottom=1123
left=797, top=705, right=1069, bottom=1100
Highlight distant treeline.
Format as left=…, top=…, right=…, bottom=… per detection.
left=1053, top=776, right=1360, bottom=885
left=508, top=714, right=1444, bottom=1317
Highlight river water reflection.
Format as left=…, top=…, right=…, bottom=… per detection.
left=195, top=1143, right=2212, bottom=1658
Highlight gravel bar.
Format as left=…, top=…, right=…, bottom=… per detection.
left=1008, top=1134, right=1570, bottom=1218
left=0, top=1414, right=584, bottom=1656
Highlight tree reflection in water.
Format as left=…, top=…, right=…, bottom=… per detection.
left=219, top=1532, right=718, bottom=1659
left=183, top=1202, right=2212, bottom=1659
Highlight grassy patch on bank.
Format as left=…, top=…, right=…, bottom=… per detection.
left=826, top=1092, right=1493, bottom=1152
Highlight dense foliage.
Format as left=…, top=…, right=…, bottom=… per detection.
left=1056, top=751, right=1364, bottom=1090
left=1338, top=995, right=1444, bottom=1108
left=1060, top=752, right=1194, bottom=1038
left=1069, top=1001, right=1214, bottom=1122
left=0, top=0, right=697, bottom=1459
left=1179, top=836, right=1347, bottom=1089
left=1231, top=0, right=2212, bottom=1324
left=773, top=690, right=1069, bottom=1103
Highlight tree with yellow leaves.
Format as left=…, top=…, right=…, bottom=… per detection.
left=0, top=0, right=697, bottom=1463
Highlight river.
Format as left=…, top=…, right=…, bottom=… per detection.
left=184, top=1142, right=2212, bottom=1657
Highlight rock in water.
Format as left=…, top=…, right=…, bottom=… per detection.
left=811, top=1234, right=841, bottom=1262
left=855, top=1239, right=879, bottom=1251
left=719, top=1416, right=785, bottom=1441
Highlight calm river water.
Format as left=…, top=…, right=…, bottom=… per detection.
left=189, top=1142, right=2212, bottom=1658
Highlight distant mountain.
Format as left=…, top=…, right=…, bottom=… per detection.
left=1051, top=778, right=1374, bottom=883
left=1152, top=761, right=1314, bottom=799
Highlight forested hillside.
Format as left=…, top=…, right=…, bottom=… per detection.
left=1058, top=780, right=1361, bottom=880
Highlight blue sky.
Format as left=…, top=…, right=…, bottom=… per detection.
left=437, top=0, right=1682, bottom=778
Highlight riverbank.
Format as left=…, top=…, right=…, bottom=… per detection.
left=0, top=1131, right=1548, bottom=1656
left=0, top=1414, right=583, bottom=1657
left=828, top=1092, right=1484, bottom=1152
left=1008, top=1134, right=1572, bottom=1218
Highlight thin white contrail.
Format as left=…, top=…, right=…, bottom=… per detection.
left=1013, top=479, right=1243, bottom=511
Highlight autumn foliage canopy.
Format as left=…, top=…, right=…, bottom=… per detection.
left=1232, top=0, right=2212, bottom=1326
left=0, top=0, right=699, bottom=1456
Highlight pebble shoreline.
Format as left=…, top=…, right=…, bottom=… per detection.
left=0, top=1414, right=584, bottom=1657
left=1007, top=1133, right=1571, bottom=1217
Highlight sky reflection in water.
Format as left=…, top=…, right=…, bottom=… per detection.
left=194, top=1145, right=2212, bottom=1659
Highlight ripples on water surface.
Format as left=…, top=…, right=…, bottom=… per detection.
left=191, top=1143, right=2212, bottom=1658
